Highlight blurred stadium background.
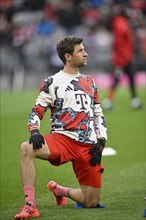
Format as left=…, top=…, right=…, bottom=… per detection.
left=0, top=0, right=145, bottom=91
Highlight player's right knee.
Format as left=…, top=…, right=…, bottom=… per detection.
left=20, top=141, right=33, bottom=158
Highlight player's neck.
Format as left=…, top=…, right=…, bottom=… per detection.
left=63, top=66, right=79, bottom=75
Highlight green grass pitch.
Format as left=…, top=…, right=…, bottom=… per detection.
left=0, top=87, right=145, bottom=220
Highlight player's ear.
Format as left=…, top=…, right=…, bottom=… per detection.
left=65, top=53, right=71, bottom=62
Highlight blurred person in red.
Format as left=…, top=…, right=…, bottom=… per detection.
left=102, top=6, right=142, bottom=110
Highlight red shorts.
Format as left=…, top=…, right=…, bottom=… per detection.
left=44, top=132, right=104, bottom=188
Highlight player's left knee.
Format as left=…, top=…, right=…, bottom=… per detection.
left=82, top=197, right=99, bottom=208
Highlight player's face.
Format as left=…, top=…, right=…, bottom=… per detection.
left=70, top=43, right=88, bottom=68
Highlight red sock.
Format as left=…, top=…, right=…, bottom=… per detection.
left=24, top=185, right=35, bottom=206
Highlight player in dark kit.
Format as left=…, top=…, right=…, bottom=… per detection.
left=14, top=36, right=107, bottom=219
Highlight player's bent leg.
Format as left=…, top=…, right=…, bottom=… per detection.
left=47, top=181, right=101, bottom=208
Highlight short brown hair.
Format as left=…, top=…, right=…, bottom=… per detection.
left=56, top=36, right=83, bottom=64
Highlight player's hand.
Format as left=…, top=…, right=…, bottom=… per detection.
left=29, top=129, right=45, bottom=149
left=89, top=139, right=105, bottom=166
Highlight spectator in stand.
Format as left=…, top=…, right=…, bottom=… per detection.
left=55, top=0, right=82, bottom=34
left=102, top=5, right=142, bottom=110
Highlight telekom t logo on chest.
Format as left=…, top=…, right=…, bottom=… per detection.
left=75, top=93, right=88, bottom=110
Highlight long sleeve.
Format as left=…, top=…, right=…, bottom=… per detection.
left=28, top=77, right=53, bottom=132
left=93, top=81, right=107, bottom=141
left=94, top=103, right=107, bottom=140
